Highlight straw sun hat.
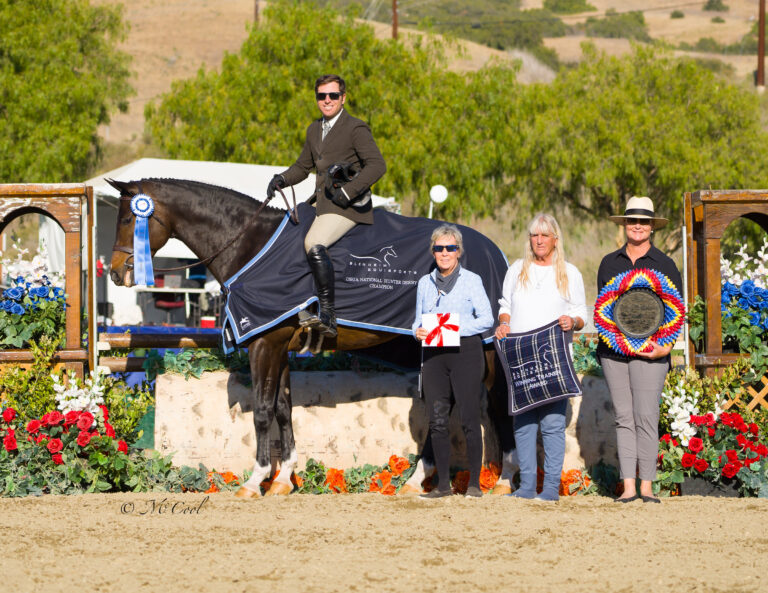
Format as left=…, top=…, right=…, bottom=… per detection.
left=609, top=196, right=668, bottom=229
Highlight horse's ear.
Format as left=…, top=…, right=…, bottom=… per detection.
left=105, top=178, right=135, bottom=196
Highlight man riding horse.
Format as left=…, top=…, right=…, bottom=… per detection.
left=266, top=74, right=386, bottom=338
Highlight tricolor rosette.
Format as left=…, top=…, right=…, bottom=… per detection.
left=594, top=268, right=685, bottom=356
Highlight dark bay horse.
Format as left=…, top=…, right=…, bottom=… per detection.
left=108, top=178, right=515, bottom=496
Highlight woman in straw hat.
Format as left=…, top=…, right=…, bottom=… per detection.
left=597, top=196, right=683, bottom=503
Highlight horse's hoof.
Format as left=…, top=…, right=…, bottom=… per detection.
left=491, top=483, right=513, bottom=496
left=397, top=483, right=423, bottom=495
left=234, top=486, right=261, bottom=499
left=265, top=481, right=293, bottom=496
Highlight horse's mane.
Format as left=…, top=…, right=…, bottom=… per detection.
left=144, top=177, right=286, bottom=215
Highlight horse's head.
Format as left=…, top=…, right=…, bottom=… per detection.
left=107, top=178, right=173, bottom=287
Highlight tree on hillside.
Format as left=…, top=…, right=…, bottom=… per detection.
left=145, top=0, right=526, bottom=219
left=517, top=44, right=768, bottom=249
left=0, top=0, right=132, bottom=183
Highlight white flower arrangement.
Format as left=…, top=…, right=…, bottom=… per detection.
left=721, top=237, right=768, bottom=289
left=0, top=239, right=64, bottom=288
left=53, top=368, right=106, bottom=415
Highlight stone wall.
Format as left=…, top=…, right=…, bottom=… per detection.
left=154, top=371, right=617, bottom=474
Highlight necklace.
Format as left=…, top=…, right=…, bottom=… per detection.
left=532, top=264, right=552, bottom=290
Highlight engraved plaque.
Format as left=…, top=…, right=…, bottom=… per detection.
left=613, top=288, right=665, bottom=339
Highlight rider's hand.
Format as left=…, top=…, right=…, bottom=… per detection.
left=331, top=188, right=350, bottom=208
left=414, top=327, right=428, bottom=341
left=266, top=174, right=285, bottom=199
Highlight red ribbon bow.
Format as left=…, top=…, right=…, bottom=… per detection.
left=426, top=313, right=459, bottom=347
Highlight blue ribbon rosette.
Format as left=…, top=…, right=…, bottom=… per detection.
left=131, top=193, right=155, bottom=286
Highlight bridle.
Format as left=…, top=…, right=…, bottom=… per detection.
left=110, top=184, right=299, bottom=275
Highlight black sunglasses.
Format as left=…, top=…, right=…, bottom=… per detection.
left=625, top=217, right=652, bottom=226
left=316, top=92, right=343, bottom=101
left=432, top=245, right=459, bottom=253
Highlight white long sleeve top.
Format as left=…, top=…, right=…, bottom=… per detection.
left=498, top=259, right=587, bottom=334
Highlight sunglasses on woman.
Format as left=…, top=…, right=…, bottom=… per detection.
left=316, top=92, right=343, bottom=101
left=432, top=245, right=459, bottom=253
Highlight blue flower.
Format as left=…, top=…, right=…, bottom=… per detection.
left=10, top=303, right=25, bottom=315
left=31, top=286, right=49, bottom=298
left=14, top=276, right=23, bottom=285
left=741, top=280, right=756, bottom=297
left=759, top=301, right=768, bottom=310
left=3, top=286, right=24, bottom=300
left=749, top=311, right=762, bottom=326
left=53, top=287, right=64, bottom=298
left=738, top=298, right=750, bottom=311
left=0, top=300, right=12, bottom=311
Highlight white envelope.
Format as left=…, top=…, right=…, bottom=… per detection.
left=421, top=312, right=460, bottom=347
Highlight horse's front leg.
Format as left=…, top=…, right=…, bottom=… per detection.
left=485, top=350, right=518, bottom=494
left=236, top=339, right=281, bottom=499
left=265, top=359, right=297, bottom=496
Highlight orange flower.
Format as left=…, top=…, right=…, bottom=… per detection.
left=369, top=470, right=393, bottom=493
left=381, top=483, right=396, bottom=496
left=292, top=473, right=304, bottom=488
left=324, top=468, right=347, bottom=493
left=452, top=470, right=469, bottom=494
left=219, top=471, right=239, bottom=485
left=479, top=463, right=501, bottom=493
left=388, top=455, right=410, bottom=476
left=559, top=469, right=582, bottom=496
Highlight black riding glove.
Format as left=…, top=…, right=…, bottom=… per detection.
left=266, top=174, right=285, bottom=199
left=331, top=188, right=350, bottom=208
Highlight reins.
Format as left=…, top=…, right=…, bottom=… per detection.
left=112, top=184, right=299, bottom=274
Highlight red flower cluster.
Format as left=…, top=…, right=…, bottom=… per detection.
left=1, top=407, right=18, bottom=452
left=660, top=410, right=767, bottom=491
left=1, top=405, right=128, bottom=463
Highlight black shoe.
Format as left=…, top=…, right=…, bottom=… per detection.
left=306, top=245, right=337, bottom=337
left=465, top=486, right=483, bottom=498
left=419, top=488, right=452, bottom=500
left=614, top=495, right=640, bottom=503
left=641, top=495, right=661, bottom=504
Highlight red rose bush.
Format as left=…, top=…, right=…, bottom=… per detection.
left=657, top=411, right=768, bottom=496
left=0, top=404, right=233, bottom=497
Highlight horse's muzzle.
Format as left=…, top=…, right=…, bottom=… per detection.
left=110, top=268, right=133, bottom=287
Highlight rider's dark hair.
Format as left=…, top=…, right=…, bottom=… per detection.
left=315, top=74, right=346, bottom=94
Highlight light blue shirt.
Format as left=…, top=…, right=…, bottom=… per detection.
left=412, top=267, right=494, bottom=337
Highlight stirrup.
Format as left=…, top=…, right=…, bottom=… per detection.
left=315, top=314, right=337, bottom=338
left=298, top=309, right=319, bottom=327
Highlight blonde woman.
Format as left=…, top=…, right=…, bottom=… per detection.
left=494, top=213, right=586, bottom=501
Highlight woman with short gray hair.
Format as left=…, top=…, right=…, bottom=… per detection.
left=412, top=224, right=493, bottom=499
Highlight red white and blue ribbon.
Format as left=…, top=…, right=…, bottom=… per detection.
left=594, top=268, right=685, bottom=356
left=131, top=193, right=155, bottom=286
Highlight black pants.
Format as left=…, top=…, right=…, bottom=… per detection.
left=422, top=335, right=484, bottom=491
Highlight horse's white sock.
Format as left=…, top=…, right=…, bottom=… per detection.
left=242, top=460, right=271, bottom=492
left=495, top=448, right=519, bottom=489
left=404, top=457, right=435, bottom=488
left=273, top=448, right=298, bottom=485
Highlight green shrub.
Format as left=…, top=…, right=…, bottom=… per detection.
left=671, top=10, right=684, bottom=19
left=102, top=377, right=154, bottom=443
left=543, top=0, right=595, bottom=14
left=583, top=9, right=651, bottom=42
left=0, top=337, right=58, bottom=424
left=704, top=0, right=729, bottom=12
left=711, top=16, right=725, bottom=24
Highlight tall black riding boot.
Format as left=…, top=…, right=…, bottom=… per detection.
left=305, top=244, right=337, bottom=337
